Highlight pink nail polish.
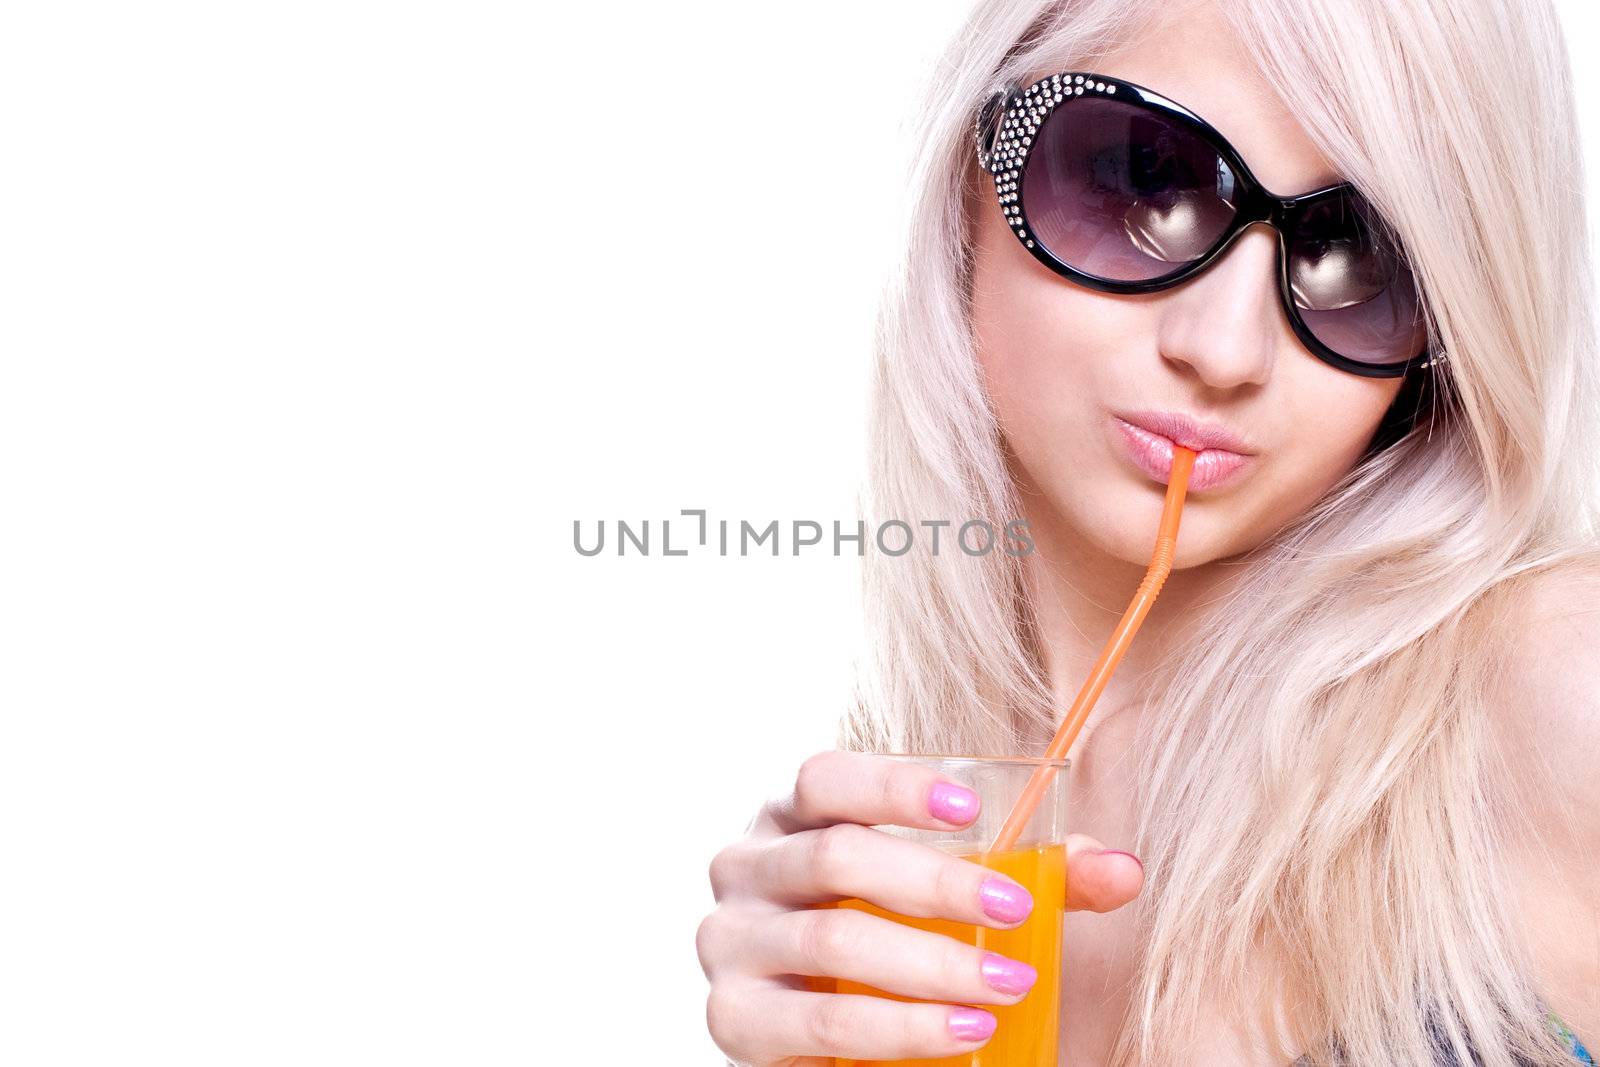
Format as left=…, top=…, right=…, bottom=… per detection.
left=978, top=876, right=1033, bottom=923
left=928, top=782, right=979, bottom=824
left=948, top=1007, right=997, bottom=1042
left=980, top=952, right=1037, bottom=995
left=1093, top=848, right=1144, bottom=872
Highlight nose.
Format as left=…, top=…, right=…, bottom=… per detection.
left=1155, top=222, right=1281, bottom=391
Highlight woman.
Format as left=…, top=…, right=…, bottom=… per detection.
left=697, top=0, right=1600, bottom=1062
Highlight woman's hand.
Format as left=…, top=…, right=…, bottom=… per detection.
left=696, top=750, right=1145, bottom=1067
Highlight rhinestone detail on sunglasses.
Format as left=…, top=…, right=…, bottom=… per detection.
left=980, top=73, right=1116, bottom=250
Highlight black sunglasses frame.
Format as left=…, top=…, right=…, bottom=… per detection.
left=975, top=71, right=1447, bottom=380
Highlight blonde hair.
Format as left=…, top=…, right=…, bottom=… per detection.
left=843, top=0, right=1600, bottom=1063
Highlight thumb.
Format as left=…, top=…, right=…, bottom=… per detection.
left=1064, top=833, right=1145, bottom=913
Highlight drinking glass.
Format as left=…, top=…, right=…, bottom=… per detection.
left=826, top=754, right=1070, bottom=1067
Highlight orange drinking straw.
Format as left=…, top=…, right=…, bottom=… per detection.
left=988, top=446, right=1198, bottom=854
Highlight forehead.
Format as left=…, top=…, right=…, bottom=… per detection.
left=1034, top=0, right=1344, bottom=197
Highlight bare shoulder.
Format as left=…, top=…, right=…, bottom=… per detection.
left=1481, top=556, right=1600, bottom=1042
left=1484, top=556, right=1600, bottom=839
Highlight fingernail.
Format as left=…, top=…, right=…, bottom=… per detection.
left=1093, top=848, right=1144, bottom=872
left=979, top=952, right=1037, bottom=995
left=978, top=875, right=1033, bottom=923
left=927, top=782, right=979, bottom=824
left=948, top=1007, right=997, bottom=1042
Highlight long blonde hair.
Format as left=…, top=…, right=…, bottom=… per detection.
left=843, top=1, right=1600, bottom=1063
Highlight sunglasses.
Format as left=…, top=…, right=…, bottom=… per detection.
left=975, top=71, right=1447, bottom=378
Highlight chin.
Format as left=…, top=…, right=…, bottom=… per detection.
left=1070, top=482, right=1237, bottom=570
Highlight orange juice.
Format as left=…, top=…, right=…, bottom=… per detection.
left=824, top=843, right=1066, bottom=1067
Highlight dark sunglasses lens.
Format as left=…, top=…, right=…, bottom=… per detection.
left=1021, top=97, right=1239, bottom=282
left=1288, top=194, right=1428, bottom=366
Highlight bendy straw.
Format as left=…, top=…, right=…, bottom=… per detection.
left=988, top=445, right=1198, bottom=854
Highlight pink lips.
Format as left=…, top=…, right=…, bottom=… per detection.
left=1113, top=412, right=1256, bottom=491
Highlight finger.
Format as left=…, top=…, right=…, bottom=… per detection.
left=706, top=982, right=998, bottom=1063
left=737, top=905, right=1038, bottom=1006
left=755, top=750, right=981, bottom=836
left=735, top=823, right=1034, bottom=926
left=1063, top=834, right=1145, bottom=913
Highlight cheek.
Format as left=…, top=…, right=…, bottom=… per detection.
left=969, top=208, right=1173, bottom=560
left=970, top=210, right=1154, bottom=448
left=1267, top=372, right=1402, bottom=498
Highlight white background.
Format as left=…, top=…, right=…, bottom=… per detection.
left=1, top=2, right=1594, bottom=1063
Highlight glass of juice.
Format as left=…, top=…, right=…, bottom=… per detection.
left=824, top=753, right=1070, bottom=1067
